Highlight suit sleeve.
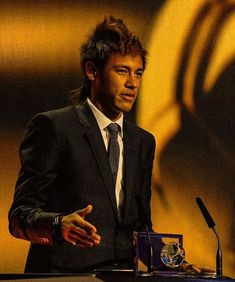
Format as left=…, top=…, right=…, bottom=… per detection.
left=8, top=114, right=63, bottom=245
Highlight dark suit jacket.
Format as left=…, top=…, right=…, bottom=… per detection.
left=8, top=100, right=155, bottom=273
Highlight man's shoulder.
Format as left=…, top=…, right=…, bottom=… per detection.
left=27, top=101, right=91, bottom=132
left=35, top=105, right=77, bottom=120
left=26, top=105, right=80, bottom=133
left=31, top=102, right=87, bottom=124
left=124, top=119, right=155, bottom=141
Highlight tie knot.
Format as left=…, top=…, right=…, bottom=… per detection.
left=107, top=123, right=119, bottom=134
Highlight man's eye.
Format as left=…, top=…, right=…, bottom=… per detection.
left=117, top=69, right=127, bottom=74
left=136, top=71, right=143, bottom=78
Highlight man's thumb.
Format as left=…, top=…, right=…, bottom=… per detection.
left=77, top=204, right=93, bottom=217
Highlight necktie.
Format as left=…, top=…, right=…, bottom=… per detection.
left=107, top=123, right=120, bottom=184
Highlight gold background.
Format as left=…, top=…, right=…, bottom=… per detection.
left=0, top=0, right=234, bottom=277
left=139, top=0, right=235, bottom=277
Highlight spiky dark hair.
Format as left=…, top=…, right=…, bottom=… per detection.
left=70, top=16, right=147, bottom=103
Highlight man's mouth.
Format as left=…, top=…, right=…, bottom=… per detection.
left=120, top=93, right=136, bottom=102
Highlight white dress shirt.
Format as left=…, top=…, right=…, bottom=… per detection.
left=87, top=98, right=124, bottom=221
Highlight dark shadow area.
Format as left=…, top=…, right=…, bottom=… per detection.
left=156, top=0, right=235, bottom=250
left=0, top=71, right=80, bottom=129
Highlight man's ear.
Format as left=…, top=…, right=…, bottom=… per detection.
left=84, top=61, right=97, bottom=81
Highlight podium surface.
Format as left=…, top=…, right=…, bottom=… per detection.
left=0, top=271, right=234, bottom=282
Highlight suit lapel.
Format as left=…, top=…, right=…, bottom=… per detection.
left=122, top=121, right=139, bottom=223
left=75, top=101, right=119, bottom=221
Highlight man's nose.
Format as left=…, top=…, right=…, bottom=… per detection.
left=125, top=74, right=138, bottom=89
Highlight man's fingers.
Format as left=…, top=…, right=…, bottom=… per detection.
left=70, top=225, right=101, bottom=242
left=186, top=264, right=201, bottom=273
left=68, top=233, right=94, bottom=247
left=67, top=230, right=101, bottom=248
left=180, top=262, right=201, bottom=273
left=67, top=237, right=91, bottom=248
left=191, top=265, right=201, bottom=273
left=75, top=217, right=97, bottom=234
left=198, top=267, right=216, bottom=273
left=60, top=205, right=101, bottom=247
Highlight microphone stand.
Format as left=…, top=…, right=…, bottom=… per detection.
left=213, top=226, right=222, bottom=278
left=196, top=197, right=223, bottom=279
left=144, top=224, right=154, bottom=275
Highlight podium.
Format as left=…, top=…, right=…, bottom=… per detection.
left=0, top=232, right=233, bottom=281
left=0, top=272, right=234, bottom=282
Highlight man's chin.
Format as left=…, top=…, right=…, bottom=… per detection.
left=118, top=102, right=135, bottom=113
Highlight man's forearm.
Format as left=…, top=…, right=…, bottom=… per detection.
left=9, top=208, right=60, bottom=245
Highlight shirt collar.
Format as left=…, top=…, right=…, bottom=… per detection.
left=87, top=98, right=123, bottom=137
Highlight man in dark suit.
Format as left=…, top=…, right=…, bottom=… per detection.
left=8, top=16, right=155, bottom=273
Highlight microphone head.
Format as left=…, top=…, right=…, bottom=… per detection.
left=196, top=197, right=215, bottom=228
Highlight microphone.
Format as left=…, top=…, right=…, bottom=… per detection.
left=196, top=197, right=222, bottom=278
left=135, top=194, right=154, bottom=275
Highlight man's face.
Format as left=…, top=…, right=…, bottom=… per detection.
left=90, top=53, right=144, bottom=120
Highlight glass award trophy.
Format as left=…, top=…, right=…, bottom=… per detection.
left=134, top=231, right=184, bottom=275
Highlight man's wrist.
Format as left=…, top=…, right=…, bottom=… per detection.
left=52, top=215, right=64, bottom=244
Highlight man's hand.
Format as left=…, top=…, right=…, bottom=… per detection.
left=60, top=205, right=101, bottom=247
left=180, top=262, right=202, bottom=273
left=180, top=261, right=215, bottom=274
